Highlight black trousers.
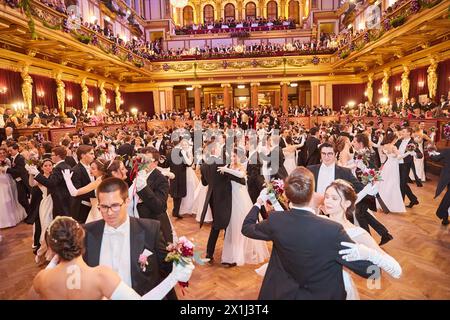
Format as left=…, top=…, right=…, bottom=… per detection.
left=16, top=182, right=30, bottom=216
left=399, top=163, right=418, bottom=203
left=77, top=204, right=91, bottom=224
left=206, top=227, right=222, bottom=258
left=356, top=201, right=389, bottom=237
left=172, top=197, right=182, bottom=217
left=436, top=185, right=450, bottom=221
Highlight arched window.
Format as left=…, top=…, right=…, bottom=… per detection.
left=288, top=1, right=299, bottom=23
left=183, top=6, right=194, bottom=26
left=224, top=3, right=235, bottom=21
left=267, top=1, right=277, bottom=20
left=203, top=4, right=214, bottom=24
left=245, top=2, right=256, bottom=20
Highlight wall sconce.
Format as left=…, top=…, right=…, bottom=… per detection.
left=0, top=87, right=7, bottom=94
left=379, top=97, right=389, bottom=105
left=418, top=81, right=424, bottom=88
left=89, top=96, right=94, bottom=102
left=90, top=15, right=97, bottom=24
left=237, top=84, right=245, bottom=89
left=186, top=86, right=193, bottom=91
left=37, top=90, right=45, bottom=97
left=395, top=86, right=401, bottom=91
left=378, top=89, right=382, bottom=94
left=364, top=91, right=368, bottom=96
left=290, top=83, right=298, bottom=87
left=120, top=99, right=124, bottom=104
left=105, top=16, right=111, bottom=22
left=67, top=94, right=73, bottom=101
left=106, top=98, right=111, bottom=104
left=238, top=97, right=247, bottom=101
left=358, top=22, right=365, bottom=31
left=348, top=101, right=355, bottom=107
left=96, top=106, right=104, bottom=113
left=131, top=107, right=138, bottom=115
left=12, top=102, right=24, bottom=110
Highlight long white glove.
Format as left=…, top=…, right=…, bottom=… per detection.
left=217, top=166, right=245, bottom=178
left=157, top=167, right=175, bottom=180
left=339, top=242, right=402, bottom=278
left=62, top=169, right=78, bottom=197
left=180, top=150, right=193, bottom=166
left=397, top=151, right=414, bottom=160
left=135, top=170, right=148, bottom=192
left=141, top=262, right=195, bottom=300
left=355, top=183, right=378, bottom=204
left=25, top=164, right=40, bottom=176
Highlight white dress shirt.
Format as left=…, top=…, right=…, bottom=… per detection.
left=398, top=138, right=409, bottom=164
left=289, top=204, right=317, bottom=215
left=155, top=139, right=162, bottom=151
left=0, top=115, right=4, bottom=128
left=99, top=216, right=132, bottom=287
left=317, top=163, right=336, bottom=195
left=81, top=161, right=94, bottom=182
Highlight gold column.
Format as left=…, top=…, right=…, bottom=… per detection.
left=274, top=90, right=281, bottom=109
left=99, top=81, right=106, bottom=110
left=427, top=57, right=438, bottom=99
left=55, top=71, right=65, bottom=113
left=165, top=86, right=174, bottom=112
left=115, top=84, right=121, bottom=112
left=221, top=83, right=231, bottom=110
left=21, top=65, right=33, bottom=112
left=310, top=81, right=319, bottom=107
left=193, top=85, right=202, bottom=116
left=401, top=65, right=410, bottom=102
left=367, top=73, right=374, bottom=104
left=204, top=93, right=211, bottom=110
left=250, top=82, right=260, bottom=108
left=281, top=81, right=290, bottom=113
left=381, top=68, right=390, bottom=100
left=80, top=77, right=89, bottom=111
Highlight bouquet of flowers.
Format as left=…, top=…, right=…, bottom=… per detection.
left=26, top=158, right=42, bottom=167
left=165, top=236, right=204, bottom=292
left=355, top=149, right=371, bottom=166
left=406, top=143, right=416, bottom=152
left=360, top=168, right=383, bottom=185
left=129, top=153, right=154, bottom=181
left=264, top=179, right=289, bottom=211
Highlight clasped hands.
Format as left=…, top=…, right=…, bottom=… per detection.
left=25, top=164, right=40, bottom=176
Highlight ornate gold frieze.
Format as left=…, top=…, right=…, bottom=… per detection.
left=197, top=62, right=220, bottom=71
left=286, top=58, right=309, bottom=67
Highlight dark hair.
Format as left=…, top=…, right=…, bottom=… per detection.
left=92, top=159, right=107, bottom=176
left=140, top=147, right=160, bottom=162
left=105, top=159, right=122, bottom=177
left=76, top=144, right=93, bottom=160
left=52, top=146, right=67, bottom=159
left=381, top=132, right=397, bottom=145
left=285, top=167, right=315, bottom=206
left=309, top=127, right=319, bottom=136
left=61, top=138, right=71, bottom=148
left=319, top=142, right=335, bottom=153
left=42, top=141, right=53, bottom=153
left=8, top=143, right=19, bottom=150
left=334, top=136, right=349, bottom=153
left=46, top=217, right=85, bottom=261
left=403, top=127, right=413, bottom=135
left=97, top=177, right=129, bottom=200
left=325, top=180, right=357, bottom=220
left=354, top=133, right=370, bottom=148
left=81, top=135, right=90, bottom=145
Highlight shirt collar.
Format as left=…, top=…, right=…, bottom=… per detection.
left=320, top=162, right=335, bottom=170
left=104, top=215, right=130, bottom=235
left=289, top=205, right=317, bottom=215
left=55, top=160, right=65, bottom=166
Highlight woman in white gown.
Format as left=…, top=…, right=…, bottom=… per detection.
left=282, top=134, right=304, bottom=175
left=377, top=133, right=406, bottom=213
left=0, top=154, right=27, bottom=229
left=29, top=159, right=54, bottom=263
left=409, top=128, right=426, bottom=183
left=322, top=180, right=402, bottom=299
left=193, top=153, right=213, bottom=223
left=220, top=150, right=269, bottom=266
left=178, top=140, right=199, bottom=216
left=29, top=216, right=194, bottom=300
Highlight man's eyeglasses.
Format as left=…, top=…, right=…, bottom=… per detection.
left=321, top=152, right=335, bottom=157
left=98, top=201, right=125, bottom=213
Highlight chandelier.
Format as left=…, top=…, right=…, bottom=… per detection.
left=170, top=0, right=188, bottom=8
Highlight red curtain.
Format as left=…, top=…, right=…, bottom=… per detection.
left=64, top=80, right=82, bottom=110
left=122, top=91, right=154, bottom=115
left=373, top=78, right=382, bottom=103
left=409, top=66, right=428, bottom=99
left=31, top=74, right=58, bottom=109
left=87, top=85, right=99, bottom=109
left=332, top=83, right=365, bottom=110
left=0, top=69, right=23, bottom=105
left=437, top=59, right=450, bottom=100
left=389, top=72, right=402, bottom=101
left=105, top=88, right=115, bottom=111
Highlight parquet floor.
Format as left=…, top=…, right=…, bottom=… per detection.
left=0, top=176, right=449, bottom=300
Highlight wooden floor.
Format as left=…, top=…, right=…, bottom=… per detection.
left=0, top=176, right=449, bottom=300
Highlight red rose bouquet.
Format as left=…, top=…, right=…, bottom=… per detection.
left=361, top=168, right=382, bottom=185
left=265, top=179, right=289, bottom=211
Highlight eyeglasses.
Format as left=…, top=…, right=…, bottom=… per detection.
left=98, top=201, right=125, bottom=213
left=321, top=152, right=335, bottom=157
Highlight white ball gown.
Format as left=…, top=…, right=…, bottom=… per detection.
left=283, top=148, right=297, bottom=176
left=377, top=152, right=406, bottom=213
left=221, top=172, right=269, bottom=266
left=409, top=138, right=426, bottom=182
left=179, top=165, right=199, bottom=216
left=193, top=183, right=213, bottom=223
left=0, top=173, right=27, bottom=229
left=35, top=184, right=53, bottom=261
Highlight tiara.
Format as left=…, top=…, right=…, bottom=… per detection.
left=46, top=216, right=81, bottom=243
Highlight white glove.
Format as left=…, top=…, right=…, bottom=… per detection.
left=25, top=164, right=40, bottom=176
left=62, top=169, right=73, bottom=181
left=366, top=183, right=378, bottom=196
left=256, top=188, right=269, bottom=206
left=171, top=262, right=195, bottom=283
left=157, top=167, right=175, bottom=180
left=62, top=169, right=79, bottom=197
left=429, top=151, right=440, bottom=156
left=135, top=170, right=148, bottom=192
left=339, top=241, right=373, bottom=261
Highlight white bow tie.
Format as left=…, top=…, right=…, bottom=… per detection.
left=104, top=226, right=127, bottom=236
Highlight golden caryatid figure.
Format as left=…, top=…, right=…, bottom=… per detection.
left=401, top=65, right=410, bottom=102
left=427, top=58, right=438, bottom=99
left=115, top=85, right=121, bottom=112
left=99, top=81, right=107, bottom=110
left=55, top=72, right=65, bottom=112
left=381, top=68, right=390, bottom=99
left=367, top=73, right=374, bottom=103
left=81, top=77, right=89, bottom=111
left=21, top=65, right=33, bottom=112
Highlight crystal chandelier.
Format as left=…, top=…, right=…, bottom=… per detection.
left=170, top=0, right=188, bottom=8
